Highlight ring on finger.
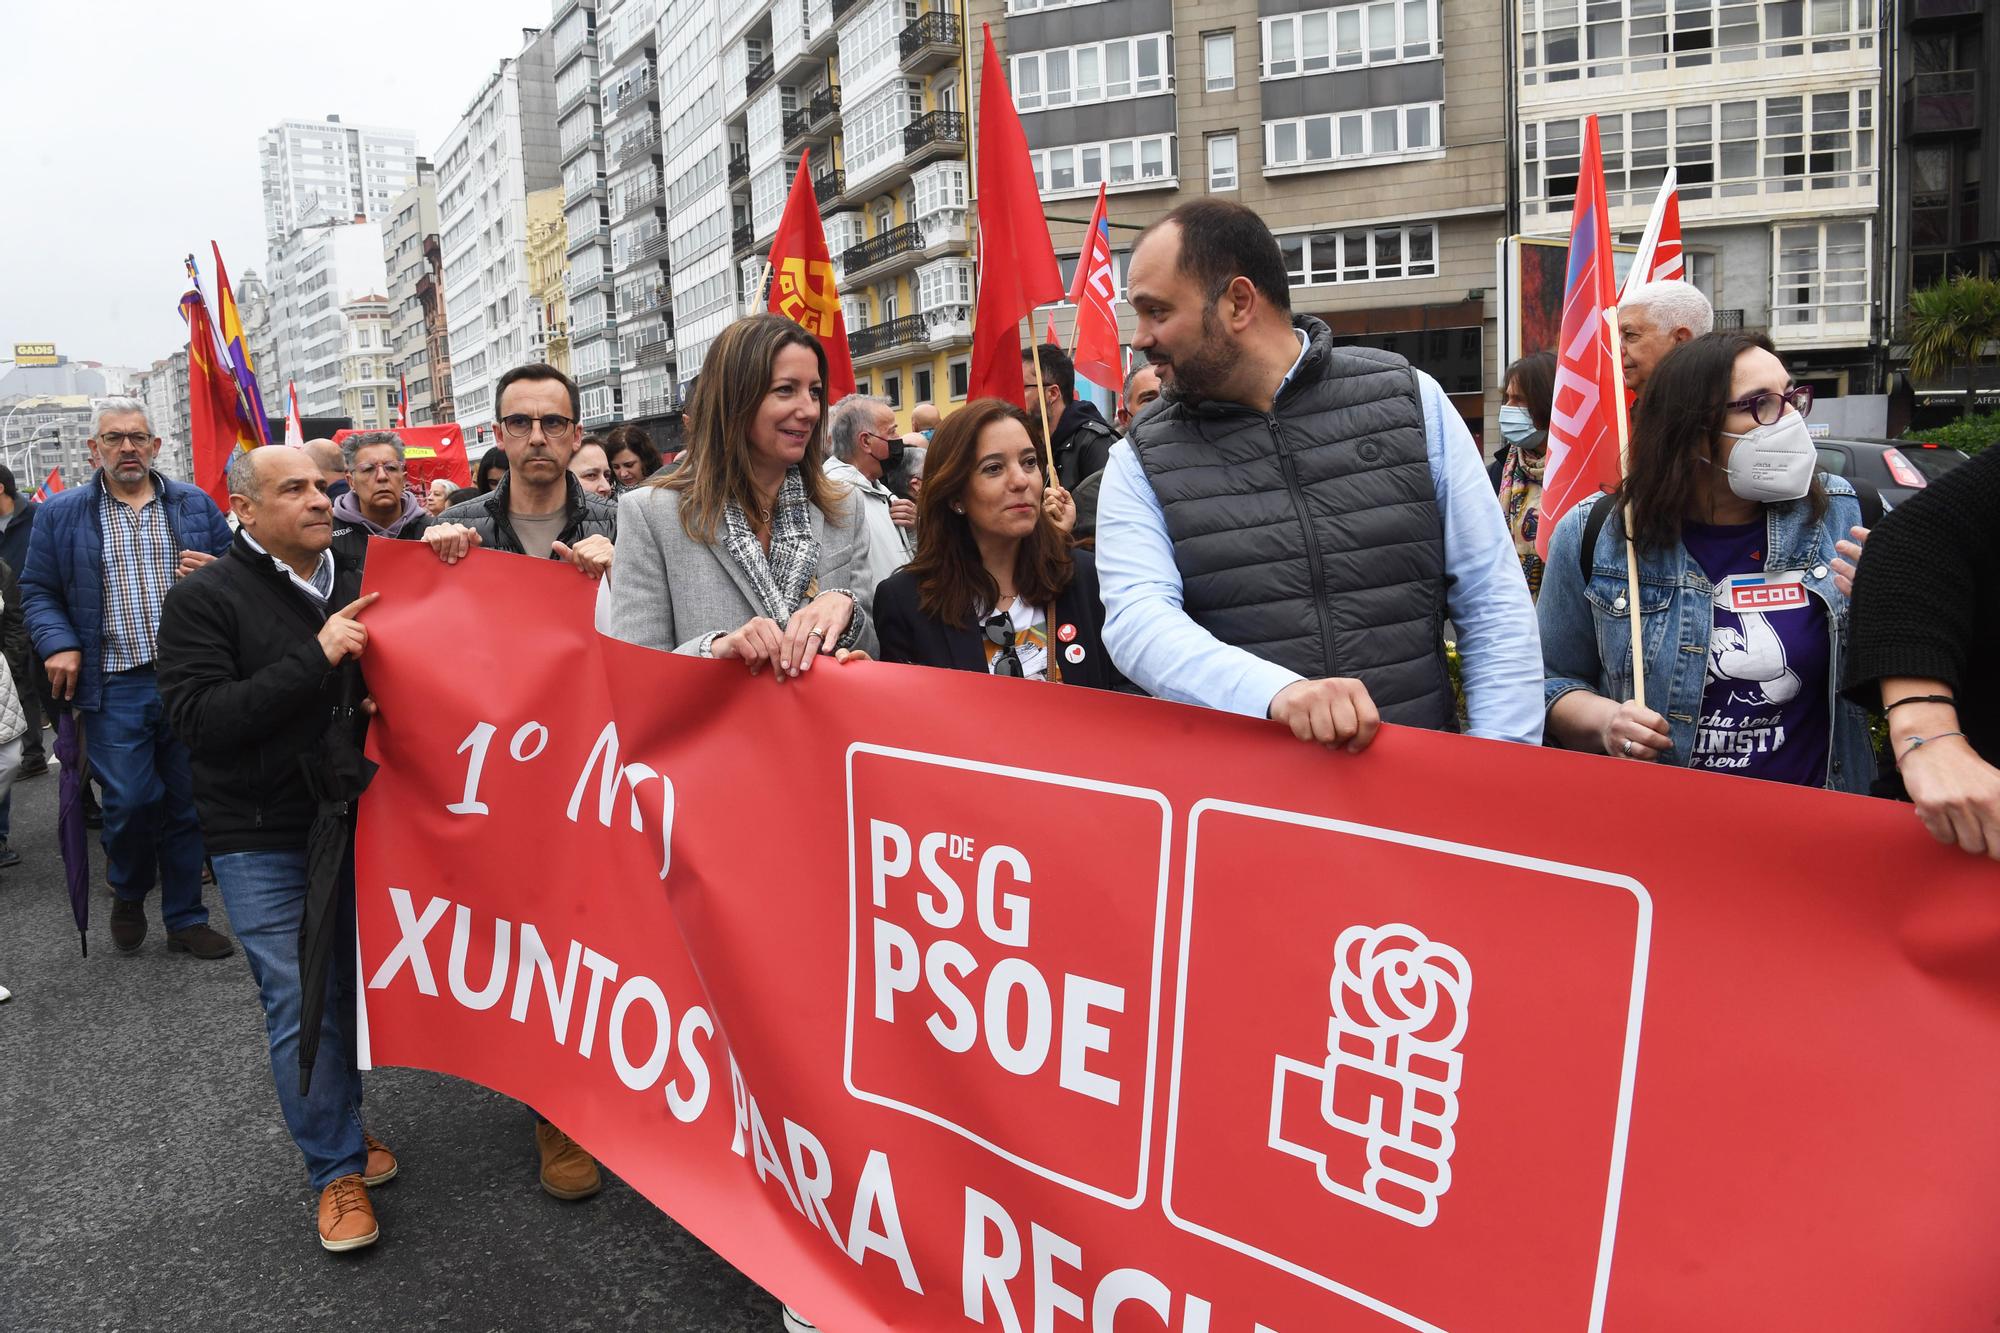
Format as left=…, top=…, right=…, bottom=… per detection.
left=1621, top=738, right=1634, bottom=756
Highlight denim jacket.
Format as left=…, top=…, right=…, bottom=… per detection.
left=1538, top=479, right=1876, bottom=793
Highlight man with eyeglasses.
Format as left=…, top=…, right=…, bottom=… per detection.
left=822, top=395, right=915, bottom=600
left=422, top=365, right=616, bottom=580
left=20, top=397, right=235, bottom=957
left=1616, top=280, right=1715, bottom=397
left=329, top=431, right=432, bottom=572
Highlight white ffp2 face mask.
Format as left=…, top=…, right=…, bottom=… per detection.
left=1713, top=411, right=1816, bottom=503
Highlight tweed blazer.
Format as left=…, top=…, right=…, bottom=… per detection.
left=607, top=480, right=881, bottom=657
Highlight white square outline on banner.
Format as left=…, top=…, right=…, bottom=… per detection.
left=1160, top=799, right=1653, bottom=1333
left=843, top=742, right=1174, bottom=1209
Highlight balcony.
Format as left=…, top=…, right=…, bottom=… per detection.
left=632, top=334, right=677, bottom=366
left=611, top=16, right=654, bottom=62
left=899, top=10, right=962, bottom=74
left=565, top=223, right=611, bottom=256
left=564, top=172, right=605, bottom=207
left=832, top=0, right=859, bottom=22
left=1714, top=309, right=1746, bottom=331
left=734, top=222, right=755, bottom=252
left=847, top=313, right=930, bottom=360
left=617, top=176, right=664, bottom=219
left=812, top=166, right=845, bottom=203
left=1911, top=0, right=1981, bottom=20
left=785, top=86, right=842, bottom=145
left=625, top=392, right=683, bottom=419
left=607, top=70, right=658, bottom=122
left=746, top=55, right=775, bottom=96
left=1905, top=71, right=1982, bottom=135
left=556, top=78, right=599, bottom=117
left=729, top=147, right=751, bottom=184
left=903, top=110, right=966, bottom=166
left=641, top=229, right=674, bottom=262
left=559, top=127, right=603, bottom=166
left=577, top=362, right=620, bottom=387
left=566, top=266, right=613, bottom=300
left=617, top=125, right=661, bottom=166
left=841, top=220, right=924, bottom=280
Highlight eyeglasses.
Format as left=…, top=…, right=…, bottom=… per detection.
left=1723, top=385, right=1813, bottom=426
left=982, top=612, right=1025, bottom=679
left=498, top=413, right=578, bottom=440
left=355, top=462, right=405, bottom=478
left=96, top=432, right=153, bottom=449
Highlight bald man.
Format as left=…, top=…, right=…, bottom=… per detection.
left=910, top=402, right=941, bottom=436
left=304, top=439, right=350, bottom=500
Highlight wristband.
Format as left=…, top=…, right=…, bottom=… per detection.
left=1900, top=730, right=1966, bottom=758
left=1884, top=694, right=1956, bottom=714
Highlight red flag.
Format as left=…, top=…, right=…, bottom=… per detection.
left=1620, top=169, right=1686, bottom=298
left=969, top=23, right=1064, bottom=404
left=1536, top=115, right=1624, bottom=560
left=181, top=290, right=249, bottom=507
left=766, top=150, right=856, bottom=400
left=1044, top=311, right=1059, bottom=349
left=397, top=373, right=411, bottom=427
left=284, top=380, right=304, bottom=447
left=1066, top=183, right=1123, bottom=394
left=31, top=469, right=62, bottom=503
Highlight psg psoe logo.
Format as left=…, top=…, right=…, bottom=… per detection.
left=1268, top=924, right=1471, bottom=1228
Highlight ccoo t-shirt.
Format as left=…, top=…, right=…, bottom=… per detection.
left=1681, top=519, right=1830, bottom=787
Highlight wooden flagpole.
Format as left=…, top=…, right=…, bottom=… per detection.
left=1603, top=309, right=1645, bottom=708
left=1027, top=320, right=1058, bottom=492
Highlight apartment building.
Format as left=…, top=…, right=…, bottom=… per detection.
left=605, top=0, right=681, bottom=434
left=268, top=219, right=392, bottom=416
left=383, top=162, right=444, bottom=424
left=337, top=296, right=398, bottom=430
left=1515, top=0, right=1884, bottom=407
left=1888, top=0, right=1996, bottom=416
left=555, top=0, right=623, bottom=425
left=437, top=27, right=565, bottom=439
left=528, top=189, right=575, bottom=374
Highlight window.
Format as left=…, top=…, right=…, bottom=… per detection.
left=1032, top=134, right=1177, bottom=194
left=844, top=79, right=921, bottom=187
left=1521, top=0, right=1875, bottom=85
left=1684, top=250, right=1718, bottom=305
left=914, top=366, right=934, bottom=403
left=1523, top=90, right=1873, bottom=215
left=913, top=162, right=968, bottom=221
left=1262, top=0, right=1436, bottom=79
left=1012, top=34, right=1172, bottom=112
left=361, top=391, right=377, bottom=408
left=882, top=372, right=902, bottom=408
left=1204, top=32, right=1235, bottom=90
left=1264, top=102, right=1441, bottom=170
left=1773, top=220, right=1869, bottom=330
left=917, top=259, right=975, bottom=309
left=1278, top=223, right=1439, bottom=286
left=1207, top=133, right=1239, bottom=191
left=949, top=356, right=970, bottom=399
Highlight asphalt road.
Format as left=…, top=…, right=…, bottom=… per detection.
left=0, top=760, right=779, bottom=1333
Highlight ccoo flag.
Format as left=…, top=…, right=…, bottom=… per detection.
left=1066, top=183, right=1123, bottom=394
left=766, top=151, right=856, bottom=401
left=1535, top=114, right=1626, bottom=560
left=968, top=23, right=1064, bottom=405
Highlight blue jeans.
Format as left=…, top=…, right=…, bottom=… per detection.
left=83, top=668, right=208, bottom=930
left=212, top=848, right=368, bottom=1190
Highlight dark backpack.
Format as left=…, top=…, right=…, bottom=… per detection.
left=1575, top=476, right=1882, bottom=580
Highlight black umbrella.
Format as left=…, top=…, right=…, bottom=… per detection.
left=54, top=712, right=91, bottom=957
left=296, top=664, right=377, bottom=1095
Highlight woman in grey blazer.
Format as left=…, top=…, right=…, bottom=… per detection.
left=608, top=314, right=880, bottom=675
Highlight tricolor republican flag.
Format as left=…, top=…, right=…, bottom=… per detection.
left=1535, top=114, right=1626, bottom=560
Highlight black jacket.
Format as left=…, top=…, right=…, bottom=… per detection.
left=0, top=498, right=38, bottom=584
left=0, top=560, right=28, bottom=686
left=873, top=547, right=1128, bottom=692
left=434, top=471, right=616, bottom=556
left=1049, top=399, right=1118, bottom=492
left=158, top=533, right=366, bottom=855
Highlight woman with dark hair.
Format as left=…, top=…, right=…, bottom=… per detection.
left=874, top=399, right=1123, bottom=690
left=608, top=313, right=878, bottom=674
left=1489, top=350, right=1557, bottom=595
left=1538, top=330, right=1874, bottom=792
left=604, top=424, right=663, bottom=488
left=474, top=447, right=509, bottom=494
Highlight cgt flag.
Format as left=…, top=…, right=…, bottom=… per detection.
left=968, top=23, right=1064, bottom=405
left=1536, top=114, right=1625, bottom=560
left=1066, top=183, right=1124, bottom=395
left=767, top=151, right=856, bottom=401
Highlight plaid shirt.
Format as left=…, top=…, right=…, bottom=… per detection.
left=99, top=476, right=180, bottom=672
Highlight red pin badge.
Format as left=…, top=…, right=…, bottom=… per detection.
left=1056, top=623, right=1078, bottom=643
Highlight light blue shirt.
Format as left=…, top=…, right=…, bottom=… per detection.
left=1095, top=355, right=1545, bottom=743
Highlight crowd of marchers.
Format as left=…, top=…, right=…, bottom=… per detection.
left=4, top=200, right=1994, bottom=1333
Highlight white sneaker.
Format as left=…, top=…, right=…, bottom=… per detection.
left=780, top=1306, right=817, bottom=1332
left=0, top=983, right=12, bottom=1003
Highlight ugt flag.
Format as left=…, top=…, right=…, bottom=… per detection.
left=1066, top=183, right=1124, bottom=395
left=1536, top=114, right=1624, bottom=561
left=767, top=151, right=856, bottom=401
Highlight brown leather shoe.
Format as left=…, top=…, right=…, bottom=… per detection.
left=362, top=1131, right=397, bottom=1186
left=317, top=1174, right=379, bottom=1252
left=535, top=1120, right=602, bottom=1200
left=109, top=897, right=146, bottom=953
left=165, top=924, right=234, bottom=959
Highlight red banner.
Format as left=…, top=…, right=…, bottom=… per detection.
left=355, top=541, right=2000, bottom=1332
left=334, top=423, right=471, bottom=491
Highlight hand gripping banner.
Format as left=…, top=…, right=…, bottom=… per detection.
left=354, top=541, right=2000, bottom=1333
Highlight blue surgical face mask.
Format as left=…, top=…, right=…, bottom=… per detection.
left=1499, top=405, right=1544, bottom=449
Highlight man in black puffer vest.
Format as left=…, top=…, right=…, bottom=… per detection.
left=1096, top=200, right=1543, bottom=749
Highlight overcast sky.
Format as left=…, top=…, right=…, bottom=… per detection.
left=1, top=0, right=556, bottom=371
